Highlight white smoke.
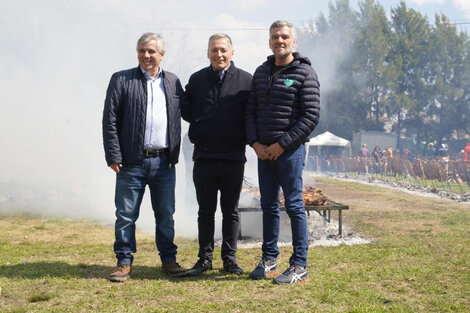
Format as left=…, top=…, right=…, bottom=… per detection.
left=0, top=0, right=270, bottom=239
left=2, top=0, right=464, bottom=240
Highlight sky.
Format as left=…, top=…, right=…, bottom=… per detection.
left=0, top=0, right=468, bottom=236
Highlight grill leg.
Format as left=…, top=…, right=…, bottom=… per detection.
left=320, top=210, right=327, bottom=226
left=338, top=210, right=343, bottom=237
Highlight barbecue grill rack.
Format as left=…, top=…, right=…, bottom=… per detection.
left=238, top=200, right=349, bottom=237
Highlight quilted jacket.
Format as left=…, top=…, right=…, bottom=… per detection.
left=102, top=66, right=183, bottom=166
left=245, top=52, right=320, bottom=151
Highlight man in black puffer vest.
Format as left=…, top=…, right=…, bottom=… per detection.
left=182, top=33, right=252, bottom=276
left=246, top=20, right=320, bottom=285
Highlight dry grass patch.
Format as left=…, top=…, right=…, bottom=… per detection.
left=0, top=214, right=112, bottom=246
left=310, top=176, right=469, bottom=236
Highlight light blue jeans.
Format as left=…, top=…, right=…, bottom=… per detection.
left=114, top=154, right=177, bottom=265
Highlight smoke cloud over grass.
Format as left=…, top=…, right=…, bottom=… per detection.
left=3, top=0, right=463, bottom=238
left=0, top=0, right=271, bottom=238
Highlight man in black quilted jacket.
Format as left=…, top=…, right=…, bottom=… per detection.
left=246, top=20, right=320, bottom=284
left=102, top=33, right=187, bottom=282
left=182, top=34, right=252, bottom=276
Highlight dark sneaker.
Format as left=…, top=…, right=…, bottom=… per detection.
left=109, top=264, right=131, bottom=282
left=273, top=265, right=309, bottom=285
left=249, top=258, right=279, bottom=280
left=223, top=259, right=243, bottom=275
left=162, top=262, right=188, bottom=277
left=186, top=258, right=212, bottom=277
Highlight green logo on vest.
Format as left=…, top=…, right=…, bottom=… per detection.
left=285, top=78, right=294, bottom=87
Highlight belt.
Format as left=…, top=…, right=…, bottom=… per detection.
left=144, top=148, right=168, bottom=157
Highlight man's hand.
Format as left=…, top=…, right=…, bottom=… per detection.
left=110, top=163, right=122, bottom=173
left=253, top=142, right=269, bottom=160
left=266, top=142, right=284, bottom=160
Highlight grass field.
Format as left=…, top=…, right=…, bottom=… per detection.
left=0, top=176, right=469, bottom=312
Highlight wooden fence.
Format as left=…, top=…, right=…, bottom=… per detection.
left=309, top=156, right=470, bottom=193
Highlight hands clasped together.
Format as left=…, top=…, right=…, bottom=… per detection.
left=252, top=142, right=284, bottom=161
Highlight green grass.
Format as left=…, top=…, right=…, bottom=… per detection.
left=1, top=178, right=469, bottom=312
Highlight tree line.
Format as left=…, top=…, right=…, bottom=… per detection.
left=298, top=0, right=470, bottom=146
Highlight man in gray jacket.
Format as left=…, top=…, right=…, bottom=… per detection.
left=102, top=33, right=186, bottom=282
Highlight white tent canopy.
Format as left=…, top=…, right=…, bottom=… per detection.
left=305, top=132, right=351, bottom=169
left=307, top=131, right=350, bottom=147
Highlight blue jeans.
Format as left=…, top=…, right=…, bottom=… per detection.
left=258, top=144, right=308, bottom=267
left=114, top=154, right=177, bottom=265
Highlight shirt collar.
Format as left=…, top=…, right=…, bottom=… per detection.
left=140, top=67, right=162, bottom=81
left=211, top=63, right=230, bottom=80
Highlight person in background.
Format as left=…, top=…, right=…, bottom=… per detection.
left=403, top=147, right=414, bottom=162
left=245, top=20, right=320, bottom=284
left=372, top=145, right=382, bottom=174
left=464, top=141, right=470, bottom=177
left=372, top=146, right=382, bottom=162
left=360, top=144, right=370, bottom=158
left=438, top=143, right=449, bottom=158
left=359, top=144, right=370, bottom=173
left=182, top=33, right=252, bottom=276
left=395, top=147, right=402, bottom=157
left=102, top=32, right=187, bottom=282
left=427, top=142, right=436, bottom=158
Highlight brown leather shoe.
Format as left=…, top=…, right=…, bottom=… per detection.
left=109, top=264, right=131, bottom=282
left=162, top=262, right=188, bottom=277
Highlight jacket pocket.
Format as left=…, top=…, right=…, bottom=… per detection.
left=188, top=119, right=213, bottom=144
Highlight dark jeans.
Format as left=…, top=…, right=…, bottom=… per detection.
left=193, top=159, right=244, bottom=262
left=114, top=154, right=177, bottom=266
left=258, top=144, right=308, bottom=267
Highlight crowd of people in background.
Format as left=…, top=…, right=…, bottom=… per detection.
left=307, top=141, right=470, bottom=187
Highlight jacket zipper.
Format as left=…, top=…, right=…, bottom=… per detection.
left=161, top=72, right=173, bottom=168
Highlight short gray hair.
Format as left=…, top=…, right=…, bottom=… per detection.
left=208, top=33, right=233, bottom=50
left=136, top=32, right=165, bottom=54
left=269, top=20, right=296, bottom=39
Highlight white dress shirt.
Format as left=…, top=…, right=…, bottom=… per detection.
left=141, top=67, right=168, bottom=150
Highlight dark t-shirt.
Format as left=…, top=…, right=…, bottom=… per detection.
left=269, top=62, right=292, bottom=89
